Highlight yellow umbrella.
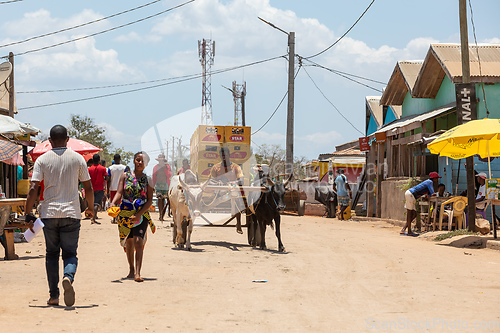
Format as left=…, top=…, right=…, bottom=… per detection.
left=428, top=118, right=500, bottom=177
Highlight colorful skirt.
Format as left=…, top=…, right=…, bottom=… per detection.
left=117, top=201, right=156, bottom=247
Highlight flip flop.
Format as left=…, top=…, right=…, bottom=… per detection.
left=405, top=232, right=419, bottom=237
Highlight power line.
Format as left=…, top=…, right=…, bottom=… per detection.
left=0, top=0, right=164, bottom=49
left=1, top=0, right=196, bottom=59
left=304, top=0, right=375, bottom=59
left=303, top=60, right=383, bottom=93
left=252, top=65, right=301, bottom=136
left=18, top=55, right=285, bottom=110
left=303, top=58, right=385, bottom=85
left=468, top=0, right=490, bottom=117
left=18, top=72, right=203, bottom=93
left=0, top=0, right=22, bottom=4
left=302, top=65, right=364, bottom=136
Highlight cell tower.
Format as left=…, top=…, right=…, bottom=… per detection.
left=198, top=39, right=215, bottom=125
left=231, top=81, right=246, bottom=126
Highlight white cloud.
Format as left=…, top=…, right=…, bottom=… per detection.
left=113, top=32, right=162, bottom=44
left=99, top=122, right=141, bottom=150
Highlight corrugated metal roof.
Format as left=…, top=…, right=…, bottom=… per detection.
left=331, top=146, right=364, bottom=156
left=374, top=102, right=456, bottom=135
left=366, top=96, right=383, bottom=127
left=380, top=61, right=423, bottom=106
left=390, top=105, right=402, bottom=119
left=413, top=44, right=500, bottom=98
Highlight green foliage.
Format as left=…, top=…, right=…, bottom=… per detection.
left=433, top=229, right=477, bottom=241
left=398, top=177, right=421, bottom=191
left=67, top=114, right=133, bottom=165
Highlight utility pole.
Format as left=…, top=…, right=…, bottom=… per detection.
left=286, top=32, right=295, bottom=176
left=258, top=17, right=295, bottom=176
left=459, top=0, right=476, bottom=232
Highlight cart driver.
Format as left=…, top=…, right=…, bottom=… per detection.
left=210, top=147, right=245, bottom=234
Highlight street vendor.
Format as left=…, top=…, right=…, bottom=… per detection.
left=475, top=172, right=487, bottom=210
left=402, top=171, right=441, bottom=236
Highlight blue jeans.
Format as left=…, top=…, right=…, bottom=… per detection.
left=42, top=218, right=80, bottom=299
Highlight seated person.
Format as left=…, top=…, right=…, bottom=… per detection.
left=475, top=172, right=487, bottom=211
left=430, top=183, right=448, bottom=221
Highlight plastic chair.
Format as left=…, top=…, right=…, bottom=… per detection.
left=438, top=196, right=468, bottom=231
left=476, top=200, right=490, bottom=219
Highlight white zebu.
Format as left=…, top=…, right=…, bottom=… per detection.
left=168, top=170, right=208, bottom=250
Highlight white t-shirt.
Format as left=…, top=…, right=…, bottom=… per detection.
left=31, top=147, right=90, bottom=219
left=108, top=164, right=126, bottom=191
left=476, top=184, right=487, bottom=209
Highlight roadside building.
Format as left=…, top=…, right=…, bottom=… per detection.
left=364, top=43, right=500, bottom=221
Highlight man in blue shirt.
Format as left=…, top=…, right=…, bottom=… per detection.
left=334, top=169, right=352, bottom=220
left=402, top=172, right=441, bottom=236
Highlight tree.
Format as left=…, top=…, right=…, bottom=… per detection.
left=254, top=143, right=307, bottom=180
left=67, top=114, right=133, bottom=165
left=68, top=114, right=112, bottom=152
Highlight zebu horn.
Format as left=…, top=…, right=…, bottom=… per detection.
left=284, top=173, right=293, bottom=187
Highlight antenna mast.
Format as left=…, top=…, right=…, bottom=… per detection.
left=198, top=39, right=215, bottom=125
left=232, top=81, right=246, bottom=126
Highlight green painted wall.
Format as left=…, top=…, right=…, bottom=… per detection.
left=402, top=76, right=455, bottom=117
left=401, top=75, right=500, bottom=119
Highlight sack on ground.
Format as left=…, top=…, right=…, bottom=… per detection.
left=475, top=218, right=490, bottom=235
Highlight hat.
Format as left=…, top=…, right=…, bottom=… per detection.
left=429, top=172, right=441, bottom=179
left=156, top=153, right=167, bottom=162
left=476, top=172, right=487, bottom=180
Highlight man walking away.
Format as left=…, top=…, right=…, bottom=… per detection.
left=107, top=154, right=126, bottom=223
left=88, top=154, right=109, bottom=224
left=25, top=125, right=94, bottom=307
left=334, top=169, right=352, bottom=220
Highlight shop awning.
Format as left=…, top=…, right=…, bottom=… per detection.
left=373, top=102, right=456, bottom=137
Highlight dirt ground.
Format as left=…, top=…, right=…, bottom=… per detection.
left=1, top=212, right=500, bottom=332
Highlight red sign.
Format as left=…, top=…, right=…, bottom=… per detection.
left=375, top=132, right=386, bottom=143
left=202, top=134, right=222, bottom=142
left=228, top=135, right=245, bottom=142
left=201, top=168, right=211, bottom=176
left=359, top=137, right=370, bottom=152
left=230, top=151, right=248, bottom=160
left=203, top=152, right=218, bottom=159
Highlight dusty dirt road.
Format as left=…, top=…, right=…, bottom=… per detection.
left=1, top=213, right=500, bottom=332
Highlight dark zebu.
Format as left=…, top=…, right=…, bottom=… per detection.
left=246, top=175, right=291, bottom=252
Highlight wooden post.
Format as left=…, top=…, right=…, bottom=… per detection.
left=459, top=0, right=476, bottom=232
left=376, top=142, right=385, bottom=218
left=366, top=145, right=376, bottom=217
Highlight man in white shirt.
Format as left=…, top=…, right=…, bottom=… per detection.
left=107, top=154, right=126, bottom=223
left=25, top=125, right=94, bottom=307
left=476, top=172, right=487, bottom=210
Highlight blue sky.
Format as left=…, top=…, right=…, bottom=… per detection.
left=2, top=0, right=499, bottom=161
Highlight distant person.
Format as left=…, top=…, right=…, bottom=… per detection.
left=111, top=151, right=155, bottom=282
left=88, top=154, right=109, bottom=224
left=152, top=154, right=171, bottom=222
left=107, top=154, right=126, bottom=223
left=402, top=172, right=441, bottom=236
left=475, top=172, right=487, bottom=210
left=177, top=159, right=191, bottom=175
left=334, top=169, right=352, bottom=220
left=210, top=147, right=245, bottom=234
left=24, top=125, right=94, bottom=307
